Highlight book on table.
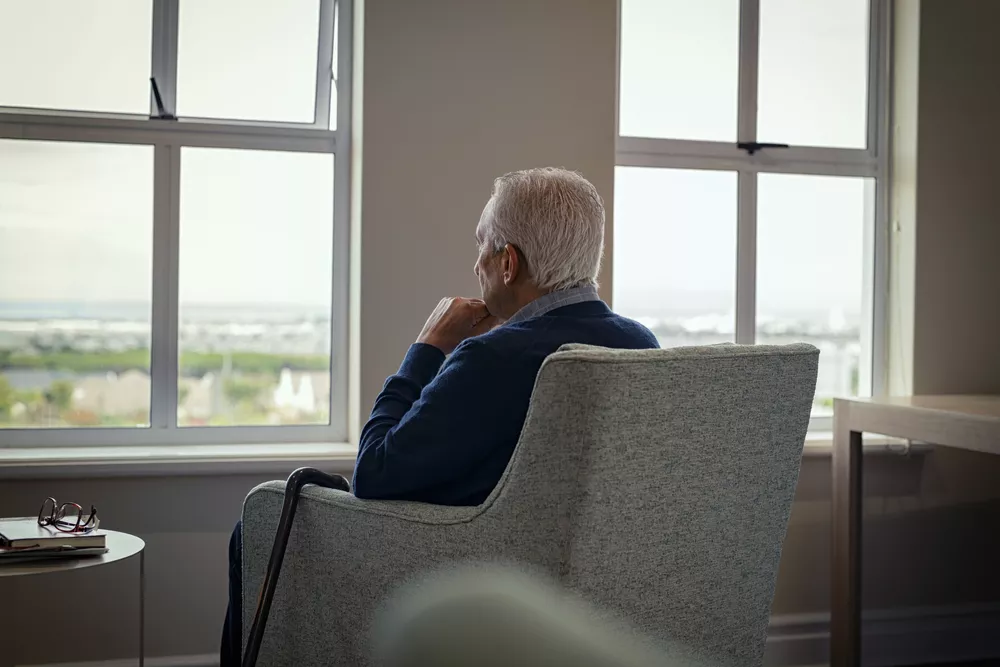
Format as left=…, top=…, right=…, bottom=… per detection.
left=0, top=517, right=107, bottom=561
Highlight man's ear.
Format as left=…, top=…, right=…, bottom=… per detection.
left=502, top=243, right=520, bottom=285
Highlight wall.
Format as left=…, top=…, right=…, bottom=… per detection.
left=357, top=0, right=617, bottom=412
left=910, top=0, right=1000, bottom=396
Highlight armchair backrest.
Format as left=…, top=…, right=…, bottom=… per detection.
left=488, top=344, right=818, bottom=666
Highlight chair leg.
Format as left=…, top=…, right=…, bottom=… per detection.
left=242, top=467, right=351, bottom=667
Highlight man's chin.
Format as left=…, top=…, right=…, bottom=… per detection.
left=479, top=292, right=493, bottom=314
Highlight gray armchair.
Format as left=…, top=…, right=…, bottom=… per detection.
left=242, top=343, right=818, bottom=666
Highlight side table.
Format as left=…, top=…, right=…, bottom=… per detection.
left=0, top=530, right=145, bottom=666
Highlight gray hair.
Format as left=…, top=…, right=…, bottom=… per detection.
left=480, top=167, right=605, bottom=292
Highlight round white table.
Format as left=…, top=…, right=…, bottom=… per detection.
left=0, top=530, right=146, bottom=666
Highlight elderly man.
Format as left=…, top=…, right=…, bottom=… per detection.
left=353, top=167, right=658, bottom=504
left=221, top=167, right=657, bottom=665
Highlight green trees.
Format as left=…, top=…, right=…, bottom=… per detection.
left=224, top=376, right=270, bottom=405
left=44, top=380, right=75, bottom=411
left=0, top=376, right=13, bottom=418
left=0, top=376, right=74, bottom=425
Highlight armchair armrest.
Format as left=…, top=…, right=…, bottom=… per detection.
left=253, top=480, right=487, bottom=525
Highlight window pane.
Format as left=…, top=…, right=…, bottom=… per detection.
left=619, top=0, right=739, bottom=142
left=177, top=0, right=320, bottom=123
left=0, top=140, right=153, bottom=428
left=756, top=174, right=871, bottom=417
left=179, top=148, right=333, bottom=426
left=0, top=0, right=152, bottom=114
left=758, top=0, right=870, bottom=148
left=613, top=167, right=737, bottom=346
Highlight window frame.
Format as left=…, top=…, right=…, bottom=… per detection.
left=0, top=0, right=353, bottom=447
left=615, top=0, right=891, bottom=433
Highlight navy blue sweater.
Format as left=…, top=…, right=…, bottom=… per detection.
left=353, top=300, right=659, bottom=505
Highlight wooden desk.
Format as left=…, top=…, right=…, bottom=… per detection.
left=831, top=395, right=1000, bottom=667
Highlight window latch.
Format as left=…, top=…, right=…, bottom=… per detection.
left=150, top=77, right=177, bottom=121
left=737, top=142, right=789, bottom=156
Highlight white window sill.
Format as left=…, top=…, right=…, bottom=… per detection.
left=0, top=442, right=357, bottom=480
left=0, top=433, right=929, bottom=480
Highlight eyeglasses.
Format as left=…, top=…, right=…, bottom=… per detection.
left=37, top=497, right=100, bottom=534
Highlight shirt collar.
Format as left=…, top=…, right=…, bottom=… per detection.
left=504, top=285, right=601, bottom=325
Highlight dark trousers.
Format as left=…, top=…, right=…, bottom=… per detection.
left=221, top=520, right=243, bottom=667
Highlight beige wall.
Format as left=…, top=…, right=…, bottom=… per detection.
left=3, top=0, right=1000, bottom=664
left=910, top=0, right=1000, bottom=396
left=357, top=0, right=616, bottom=412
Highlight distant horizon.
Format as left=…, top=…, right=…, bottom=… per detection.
left=0, top=299, right=331, bottom=323
left=0, top=297, right=331, bottom=308
left=0, top=295, right=862, bottom=324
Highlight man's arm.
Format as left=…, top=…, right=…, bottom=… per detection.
left=353, top=338, right=511, bottom=499
left=353, top=296, right=504, bottom=499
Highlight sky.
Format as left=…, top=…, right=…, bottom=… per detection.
left=0, top=0, right=870, bottom=322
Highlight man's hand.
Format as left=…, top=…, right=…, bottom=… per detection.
left=417, top=297, right=500, bottom=354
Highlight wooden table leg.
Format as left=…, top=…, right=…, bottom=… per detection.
left=832, top=409, right=863, bottom=667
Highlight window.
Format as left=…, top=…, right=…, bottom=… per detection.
left=177, top=148, right=335, bottom=427
left=0, top=0, right=351, bottom=446
left=614, top=167, right=738, bottom=345
left=0, top=0, right=154, bottom=114
left=615, top=0, right=888, bottom=430
left=176, top=0, right=322, bottom=123
left=0, top=140, right=154, bottom=428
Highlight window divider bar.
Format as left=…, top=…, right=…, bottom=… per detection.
left=737, top=0, right=760, bottom=144
left=150, top=0, right=180, bottom=118
left=859, top=179, right=878, bottom=399
left=614, top=0, right=623, bottom=139
left=618, top=136, right=748, bottom=161
left=616, top=137, right=877, bottom=172
left=166, top=145, right=181, bottom=429
left=0, top=109, right=337, bottom=138
left=615, top=149, right=877, bottom=179
left=336, top=0, right=352, bottom=134
left=328, top=0, right=353, bottom=439
left=735, top=170, right=757, bottom=344
left=866, top=0, right=887, bottom=158
left=870, top=0, right=892, bottom=398
left=0, top=121, right=336, bottom=154
left=149, top=145, right=181, bottom=430
left=314, top=0, right=337, bottom=129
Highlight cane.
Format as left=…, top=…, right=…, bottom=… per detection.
left=242, top=467, right=351, bottom=667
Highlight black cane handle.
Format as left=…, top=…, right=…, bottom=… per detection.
left=242, top=467, right=351, bottom=667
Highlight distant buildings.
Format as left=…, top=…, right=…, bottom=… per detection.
left=177, top=369, right=331, bottom=425
left=73, top=370, right=150, bottom=418
left=2, top=305, right=861, bottom=426
left=4, top=368, right=331, bottom=426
